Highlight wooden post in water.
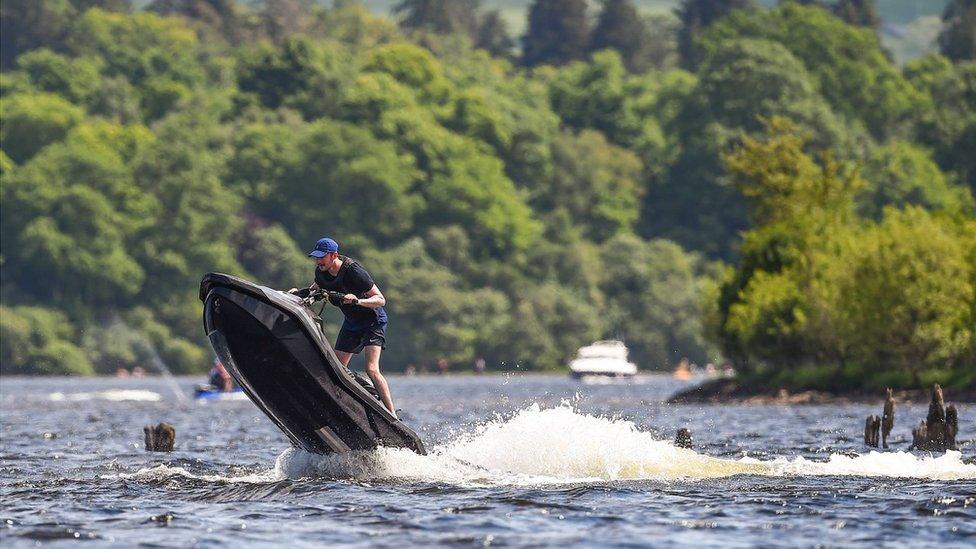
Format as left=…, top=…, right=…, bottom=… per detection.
left=926, top=384, right=947, bottom=448
left=911, top=420, right=927, bottom=450
left=144, top=422, right=175, bottom=452
left=881, top=388, right=895, bottom=449
left=674, top=428, right=693, bottom=449
left=909, top=384, right=960, bottom=451
left=945, top=404, right=958, bottom=451
left=863, top=415, right=880, bottom=447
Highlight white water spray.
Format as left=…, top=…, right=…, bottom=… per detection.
left=116, top=403, right=975, bottom=485
left=276, top=403, right=976, bottom=484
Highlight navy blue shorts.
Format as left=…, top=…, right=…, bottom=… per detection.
left=335, top=322, right=387, bottom=354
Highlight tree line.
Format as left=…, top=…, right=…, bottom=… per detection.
left=1, top=0, right=974, bottom=390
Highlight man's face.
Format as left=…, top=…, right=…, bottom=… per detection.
left=313, top=252, right=336, bottom=268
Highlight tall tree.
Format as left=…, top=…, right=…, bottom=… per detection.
left=939, top=0, right=976, bottom=61
left=904, top=55, right=976, bottom=192
left=833, top=0, right=879, bottom=29
left=589, top=0, right=654, bottom=73
left=70, top=0, right=131, bottom=11
left=394, top=0, right=480, bottom=36
left=697, top=3, right=924, bottom=139
left=676, top=0, right=753, bottom=69
left=522, top=0, right=589, bottom=67
left=475, top=10, right=515, bottom=57
left=641, top=14, right=680, bottom=71
left=0, top=0, right=76, bottom=69
left=148, top=0, right=252, bottom=43
left=260, top=0, right=316, bottom=42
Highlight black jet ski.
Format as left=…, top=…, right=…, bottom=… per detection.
left=199, top=273, right=426, bottom=455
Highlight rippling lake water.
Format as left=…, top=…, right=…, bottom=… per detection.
left=1, top=374, right=974, bottom=546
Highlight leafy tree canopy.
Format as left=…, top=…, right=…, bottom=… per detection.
left=700, top=2, right=926, bottom=139
left=939, top=0, right=976, bottom=61
left=859, top=141, right=974, bottom=218
left=522, top=0, right=589, bottom=67
left=2, top=1, right=972, bottom=388
left=0, top=92, right=86, bottom=164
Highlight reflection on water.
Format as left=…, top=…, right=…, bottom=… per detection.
left=1, top=375, right=974, bottom=546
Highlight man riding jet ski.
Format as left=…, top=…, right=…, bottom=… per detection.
left=293, top=237, right=397, bottom=418
left=199, top=272, right=426, bottom=456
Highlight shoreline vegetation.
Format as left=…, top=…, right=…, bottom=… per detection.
left=10, top=370, right=976, bottom=405
left=668, top=377, right=976, bottom=405
left=1, top=1, right=974, bottom=395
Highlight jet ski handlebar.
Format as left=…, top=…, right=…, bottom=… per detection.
left=290, top=287, right=348, bottom=307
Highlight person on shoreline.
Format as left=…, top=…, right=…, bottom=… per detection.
left=295, top=237, right=397, bottom=418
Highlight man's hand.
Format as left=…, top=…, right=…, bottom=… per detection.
left=341, top=293, right=359, bottom=305
left=288, top=287, right=312, bottom=298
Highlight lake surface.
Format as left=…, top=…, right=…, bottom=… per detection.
left=1, top=374, right=974, bottom=547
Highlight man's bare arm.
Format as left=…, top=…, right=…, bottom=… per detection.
left=344, top=285, right=385, bottom=308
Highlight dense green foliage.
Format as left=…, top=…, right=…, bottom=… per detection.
left=1, top=0, right=974, bottom=392
left=589, top=0, right=662, bottom=73
left=676, top=0, right=754, bottom=68
left=833, top=0, right=881, bottom=28
left=714, top=120, right=974, bottom=389
left=522, top=0, right=589, bottom=67
left=939, top=0, right=976, bottom=61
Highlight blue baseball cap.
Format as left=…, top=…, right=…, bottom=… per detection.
left=308, top=237, right=339, bottom=258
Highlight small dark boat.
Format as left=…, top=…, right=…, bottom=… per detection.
left=199, top=273, right=426, bottom=455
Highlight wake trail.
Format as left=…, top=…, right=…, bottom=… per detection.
left=109, top=403, right=973, bottom=485
left=274, top=403, right=976, bottom=484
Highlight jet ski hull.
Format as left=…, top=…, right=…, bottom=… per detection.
left=200, top=273, right=426, bottom=455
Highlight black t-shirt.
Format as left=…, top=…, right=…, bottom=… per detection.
left=314, top=256, right=387, bottom=328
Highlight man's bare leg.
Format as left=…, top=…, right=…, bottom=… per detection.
left=335, top=350, right=353, bottom=366
left=363, top=345, right=397, bottom=417
left=334, top=347, right=397, bottom=417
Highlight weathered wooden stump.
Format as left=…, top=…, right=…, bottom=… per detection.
left=946, top=404, right=958, bottom=450
left=881, top=388, right=895, bottom=449
left=864, top=415, right=880, bottom=447
left=144, top=422, right=175, bottom=452
left=909, top=384, right=960, bottom=451
left=911, top=420, right=927, bottom=450
left=926, top=384, right=947, bottom=447
left=674, top=428, right=693, bottom=449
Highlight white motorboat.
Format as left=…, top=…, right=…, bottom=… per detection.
left=568, top=340, right=638, bottom=378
